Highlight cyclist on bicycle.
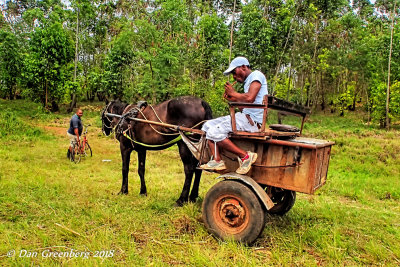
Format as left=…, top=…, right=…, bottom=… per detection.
left=67, top=109, right=83, bottom=160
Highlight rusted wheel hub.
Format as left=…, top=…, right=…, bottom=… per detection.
left=218, top=198, right=246, bottom=228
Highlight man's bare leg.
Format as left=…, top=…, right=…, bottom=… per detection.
left=207, top=140, right=218, bottom=160
left=208, top=139, right=247, bottom=161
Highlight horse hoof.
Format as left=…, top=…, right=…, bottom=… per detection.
left=118, top=190, right=128, bottom=195
left=174, top=200, right=186, bottom=207
left=189, top=197, right=198, bottom=203
left=139, top=192, right=147, bottom=197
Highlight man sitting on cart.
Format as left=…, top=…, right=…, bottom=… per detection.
left=200, top=56, right=268, bottom=174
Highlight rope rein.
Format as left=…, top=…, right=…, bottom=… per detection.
left=136, top=105, right=180, bottom=136
left=149, top=105, right=163, bottom=123
left=101, top=102, right=115, bottom=132
left=104, top=101, right=208, bottom=148
left=135, top=105, right=207, bottom=137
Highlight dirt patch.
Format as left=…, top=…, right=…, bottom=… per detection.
left=172, top=215, right=197, bottom=235
left=42, top=126, right=67, bottom=136
left=80, top=104, right=104, bottom=112
left=305, top=247, right=326, bottom=266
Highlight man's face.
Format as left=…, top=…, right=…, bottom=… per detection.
left=77, top=110, right=83, bottom=117
left=232, top=66, right=246, bottom=83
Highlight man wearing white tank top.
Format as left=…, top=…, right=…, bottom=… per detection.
left=201, top=57, right=268, bottom=174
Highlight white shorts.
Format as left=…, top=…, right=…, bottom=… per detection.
left=201, top=112, right=259, bottom=142
left=67, top=132, right=78, bottom=147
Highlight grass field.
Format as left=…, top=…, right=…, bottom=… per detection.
left=0, top=99, right=399, bottom=266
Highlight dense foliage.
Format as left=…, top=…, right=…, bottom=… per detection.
left=0, top=0, right=399, bottom=124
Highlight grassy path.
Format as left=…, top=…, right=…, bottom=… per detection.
left=0, top=100, right=399, bottom=266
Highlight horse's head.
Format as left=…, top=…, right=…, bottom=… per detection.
left=101, top=100, right=129, bottom=136
left=101, top=101, right=114, bottom=136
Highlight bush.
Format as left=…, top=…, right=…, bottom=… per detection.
left=0, top=109, right=42, bottom=141
left=370, top=80, right=400, bottom=125
left=204, top=79, right=230, bottom=117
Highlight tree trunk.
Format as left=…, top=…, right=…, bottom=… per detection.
left=45, top=80, right=48, bottom=109
left=320, top=72, right=325, bottom=111
left=286, top=65, right=292, bottom=101
left=364, top=82, right=371, bottom=124
left=271, top=4, right=299, bottom=95
left=51, top=100, right=59, bottom=112
left=9, top=85, right=14, bottom=100
left=386, top=2, right=396, bottom=130
left=68, top=8, right=80, bottom=113
left=228, top=0, right=236, bottom=65
left=307, top=19, right=319, bottom=108
left=149, top=60, right=156, bottom=104
left=306, top=75, right=311, bottom=107
left=300, top=73, right=305, bottom=105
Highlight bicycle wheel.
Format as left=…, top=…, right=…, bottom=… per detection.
left=85, top=142, right=92, bottom=157
left=72, top=144, right=81, bottom=163
left=69, top=147, right=74, bottom=162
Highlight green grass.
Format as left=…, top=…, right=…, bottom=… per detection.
left=0, top=99, right=399, bottom=266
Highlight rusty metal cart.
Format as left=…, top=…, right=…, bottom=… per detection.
left=200, top=96, right=334, bottom=244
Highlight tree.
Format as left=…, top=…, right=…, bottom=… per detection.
left=23, top=19, right=74, bottom=110
left=194, top=13, right=230, bottom=80
left=0, top=30, right=23, bottom=99
left=235, top=2, right=274, bottom=73
left=0, top=0, right=398, bottom=125
left=103, top=28, right=136, bottom=100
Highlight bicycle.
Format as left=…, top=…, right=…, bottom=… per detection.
left=71, top=124, right=92, bottom=163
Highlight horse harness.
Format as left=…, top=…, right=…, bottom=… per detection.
left=115, top=101, right=148, bottom=139
left=105, top=100, right=207, bottom=149
left=101, top=101, right=114, bottom=134
left=113, top=101, right=184, bottom=149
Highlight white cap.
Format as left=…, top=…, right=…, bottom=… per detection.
left=223, top=57, right=250, bottom=75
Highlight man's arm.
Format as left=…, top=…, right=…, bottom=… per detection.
left=224, top=81, right=261, bottom=103
left=74, top=128, right=80, bottom=143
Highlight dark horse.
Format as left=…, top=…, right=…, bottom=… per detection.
left=101, top=96, right=213, bottom=206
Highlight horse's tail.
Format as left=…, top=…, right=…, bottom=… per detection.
left=201, top=100, right=213, bottom=120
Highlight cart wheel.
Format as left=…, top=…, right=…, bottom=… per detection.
left=202, top=180, right=266, bottom=245
left=266, top=186, right=296, bottom=216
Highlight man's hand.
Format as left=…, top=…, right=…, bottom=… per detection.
left=224, top=81, right=237, bottom=100
left=224, top=81, right=235, bottom=96
left=223, top=92, right=232, bottom=100
left=74, top=128, right=80, bottom=144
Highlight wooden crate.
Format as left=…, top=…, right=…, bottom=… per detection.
left=221, top=137, right=334, bottom=194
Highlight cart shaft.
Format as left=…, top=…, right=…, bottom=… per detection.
left=105, top=113, right=204, bottom=135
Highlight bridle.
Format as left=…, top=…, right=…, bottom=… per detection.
left=101, top=101, right=115, bottom=135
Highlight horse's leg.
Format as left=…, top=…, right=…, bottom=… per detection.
left=119, top=141, right=132, bottom=195
left=137, top=148, right=147, bottom=196
left=176, top=141, right=196, bottom=206
left=189, top=168, right=202, bottom=203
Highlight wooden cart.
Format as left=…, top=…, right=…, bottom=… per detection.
left=106, top=95, right=334, bottom=245
left=201, top=96, right=334, bottom=244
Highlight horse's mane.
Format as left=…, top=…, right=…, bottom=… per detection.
left=109, top=100, right=129, bottom=115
